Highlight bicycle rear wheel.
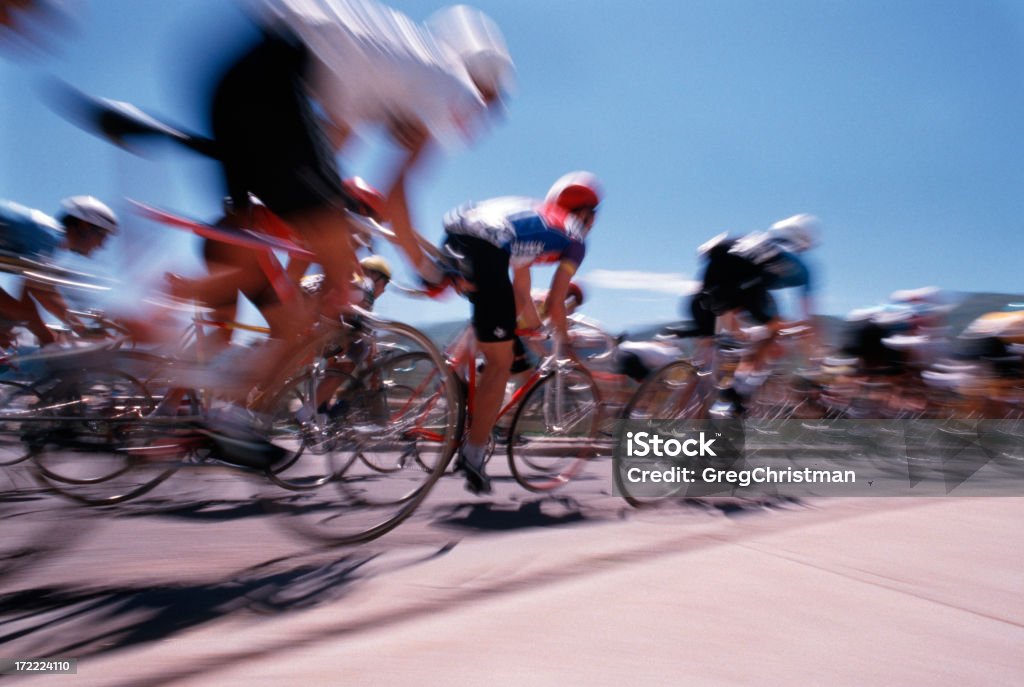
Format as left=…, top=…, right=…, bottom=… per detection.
left=507, top=367, right=601, bottom=491
left=264, top=318, right=461, bottom=545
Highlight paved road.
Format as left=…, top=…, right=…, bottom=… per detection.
left=1, top=452, right=1022, bottom=685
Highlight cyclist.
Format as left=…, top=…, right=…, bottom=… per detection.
left=106, top=0, right=514, bottom=465
left=0, top=196, right=117, bottom=346
left=947, top=304, right=1024, bottom=415
left=440, top=171, right=602, bottom=493
left=687, top=213, right=820, bottom=412
left=300, top=254, right=392, bottom=416
left=300, top=253, right=392, bottom=311
left=210, top=0, right=514, bottom=314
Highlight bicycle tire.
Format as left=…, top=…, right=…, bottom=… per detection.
left=263, top=368, right=359, bottom=490
left=28, top=367, right=181, bottom=505
left=0, top=380, right=34, bottom=466
left=614, top=362, right=702, bottom=507
left=263, top=318, right=461, bottom=545
left=622, top=361, right=702, bottom=422
left=507, top=366, right=601, bottom=492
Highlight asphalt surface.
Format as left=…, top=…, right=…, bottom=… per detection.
left=1, top=449, right=1022, bottom=685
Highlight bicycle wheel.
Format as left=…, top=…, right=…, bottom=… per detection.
left=263, top=368, right=358, bottom=490
left=613, top=362, right=703, bottom=507
left=354, top=351, right=460, bottom=474
left=0, top=380, right=35, bottom=466
left=507, top=366, right=601, bottom=492
left=622, top=361, right=702, bottom=422
left=29, top=368, right=181, bottom=505
left=264, top=318, right=461, bottom=545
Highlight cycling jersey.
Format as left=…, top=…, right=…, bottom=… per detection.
left=689, top=233, right=813, bottom=336
left=442, top=196, right=586, bottom=269
left=726, top=232, right=813, bottom=296
left=441, top=196, right=587, bottom=344
left=0, top=201, right=63, bottom=260
left=257, top=0, right=486, bottom=144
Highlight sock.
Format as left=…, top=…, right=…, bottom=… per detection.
left=461, top=442, right=486, bottom=470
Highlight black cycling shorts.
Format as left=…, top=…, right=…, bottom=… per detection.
left=840, top=321, right=907, bottom=374
left=689, top=242, right=776, bottom=336
left=211, top=29, right=345, bottom=219
left=443, top=233, right=515, bottom=343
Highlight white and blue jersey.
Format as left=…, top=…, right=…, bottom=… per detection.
left=442, top=196, right=586, bottom=269
left=727, top=231, right=813, bottom=296
left=0, top=201, right=64, bottom=261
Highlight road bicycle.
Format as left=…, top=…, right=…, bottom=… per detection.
left=440, top=324, right=604, bottom=492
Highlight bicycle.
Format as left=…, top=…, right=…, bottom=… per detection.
left=434, top=323, right=603, bottom=492
left=614, top=324, right=824, bottom=506
left=1, top=206, right=461, bottom=545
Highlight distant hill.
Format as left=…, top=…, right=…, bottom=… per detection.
left=412, top=292, right=1024, bottom=349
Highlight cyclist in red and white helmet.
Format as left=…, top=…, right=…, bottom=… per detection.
left=0, top=195, right=117, bottom=345
left=439, top=171, right=602, bottom=493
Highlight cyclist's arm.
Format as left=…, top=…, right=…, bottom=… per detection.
left=545, top=261, right=577, bottom=344
left=382, top=120, right=441, bottom=283
left=17, top=285, right=61, bottom=344
left=24, top=282, right=81, bottom=329
left=512, top=266, right=541, bottom=331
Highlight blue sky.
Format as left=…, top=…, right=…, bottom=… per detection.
left=2, top=0, right=1024, bottom=333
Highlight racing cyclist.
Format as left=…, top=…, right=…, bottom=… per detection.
left=441, top=171, right=602, bottom=494
left=687, top=213, right=820, bottom=413
left=0, top=196, right=117, bottom=346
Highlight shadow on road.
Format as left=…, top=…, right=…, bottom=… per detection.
left=434, top=496, right=589, bottom=532
left=0, top=552, right=374, bottom=661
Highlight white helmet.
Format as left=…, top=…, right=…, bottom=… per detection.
left=59, top=195, right=118, bottom=234
left=427, top=5, right=516, bottom=99
left=768, top=213, right=820, bottom=253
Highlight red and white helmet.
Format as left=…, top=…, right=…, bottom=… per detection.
left=59, top=195, right=118, bottom=234
left=545, top=171, right=602, bottom=213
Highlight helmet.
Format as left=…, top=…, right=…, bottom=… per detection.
left=427, top=5, right=516, bottom=99
left=59, top=196, right=118, bottom=234
left=696, top=232, right=729, bottom=260
left=566, top=282, right=585, bottom=307
left=545, top=171, right=602, bottom=212
left=360, top=255, right=392, bottom=281
left=343, top=177, right=387, bottom=222
left=768, top=213, right=820, bottom=253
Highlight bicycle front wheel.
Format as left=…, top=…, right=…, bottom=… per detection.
left=265, top=318, right=461, bottom=545
left=28, top=368, right=180, bottom=506
left=622, top=361, right=701, bottom=422
left=507, top=367, right=601, bottom=491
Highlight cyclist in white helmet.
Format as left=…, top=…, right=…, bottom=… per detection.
left=207, top=0, right=516, bottom=310
left=686, top=213, right=821, bottom=413
left=0, top=195, right=117, bottom=345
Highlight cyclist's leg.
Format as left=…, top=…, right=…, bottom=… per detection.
left=452, top=236, right=515, bottom=491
